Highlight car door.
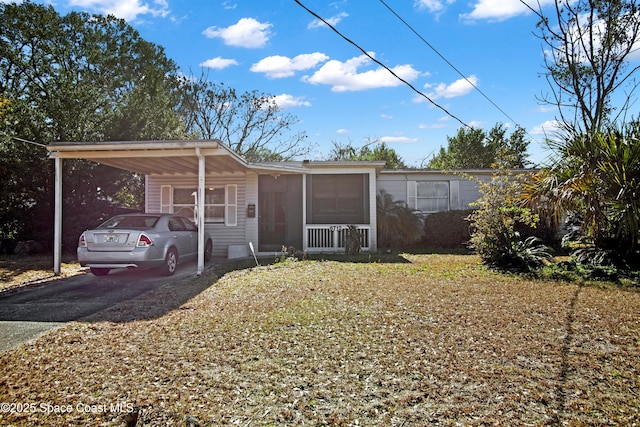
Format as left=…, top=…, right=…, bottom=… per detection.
left=167, top=216, right=193, bottom=260
left=178, top=216, right=198, bottom=259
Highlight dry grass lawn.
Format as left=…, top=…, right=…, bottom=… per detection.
left=1, top=254, right=639, bottom=426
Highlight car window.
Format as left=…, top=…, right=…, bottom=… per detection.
left=168, top=217, right=185, bottom=231
left=99, top=216, right=159, bottom=229
left=181, top=217, right=197, bottom=232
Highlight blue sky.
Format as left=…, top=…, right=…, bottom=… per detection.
left=30, top=0, right=568, bottom=166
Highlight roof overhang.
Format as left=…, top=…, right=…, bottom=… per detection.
left=47, top=139, right=251, bottom=175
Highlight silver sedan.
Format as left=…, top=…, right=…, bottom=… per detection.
left=77, top=213, right=212, bottom=276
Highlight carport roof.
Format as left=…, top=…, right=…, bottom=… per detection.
left=46, top=139, right=309, bottom=175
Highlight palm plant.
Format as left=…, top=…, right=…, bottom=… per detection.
left=522, top=122, right=640, bottom=266
left=376, top=189, right=423, bottom=249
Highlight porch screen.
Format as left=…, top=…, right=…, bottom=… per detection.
left=307, top=174, right=368, bottom=224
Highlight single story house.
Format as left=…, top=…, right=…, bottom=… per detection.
left=46, top=139, right=526, bottom=275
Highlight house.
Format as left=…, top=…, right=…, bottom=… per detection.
left=47, top=140, right=383, bottom=275
left=46, top=139, right=522, bottom=275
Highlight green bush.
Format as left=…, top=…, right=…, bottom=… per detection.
left=422, top=210, right=472, bottom=249
left=467, top=169, right=551, bottom=270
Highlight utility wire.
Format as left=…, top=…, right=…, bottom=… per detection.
left=294, top=0, right=472, bottom=130
left=380, top=0, right=521, bottom=127
left=9, top=135, right=46, bottom=148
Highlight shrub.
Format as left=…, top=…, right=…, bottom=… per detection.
left=467, top=169, right=551, bottom=270
left=500, top=233, right=553, bottom=272
left=422, top=210, right=472, bottom=249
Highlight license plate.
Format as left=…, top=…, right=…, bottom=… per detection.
left=104, top=235, right=118, bottom=243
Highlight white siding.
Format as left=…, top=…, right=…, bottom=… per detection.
left=147, top=173, right=249, bottom=257
left=244, top=172, right=259, bottom=247
left=377, top=172, right=484, bottom=212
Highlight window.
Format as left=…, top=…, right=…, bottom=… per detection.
left=308, top=174, right=368, bottom=224
left=160, top=184, right=237, bottom=226
left=204, top=188, right=225, bottom=223
left=172, top=188, right=197, bottom=221
left=417, top=181, right=450, bottom=212
left=407, top=181, right=451, bottom=213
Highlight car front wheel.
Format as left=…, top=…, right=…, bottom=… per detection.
left=161, top=248, right=178, bottom=276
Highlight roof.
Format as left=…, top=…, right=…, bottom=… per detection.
left=379, top=168, right=539, bottom=175
left=46, top=140, right=387, bottom=175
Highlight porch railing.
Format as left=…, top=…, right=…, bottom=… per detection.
left=305, top=224, right=371, bottom=252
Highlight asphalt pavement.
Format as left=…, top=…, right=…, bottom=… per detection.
left=0, top=262, right=202, bottom=354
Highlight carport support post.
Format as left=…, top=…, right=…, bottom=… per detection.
left=196, top=147, right=205, bottom=275
left=53, top=155, right=62, bottom=275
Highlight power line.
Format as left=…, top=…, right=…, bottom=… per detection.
left=380, top=0, right=521, bottom=127
left=293, top=0, right=472, bottom=130
left=8, top=135, right=46, bottom=148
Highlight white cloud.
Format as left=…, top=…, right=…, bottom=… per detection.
left=380, top=135, right=420, bottom=144
left=67, top=0, right=169, bottom=21
left=308, top=12, right=348, bottom=29
left=272, top=94, right=311, bottom=109
left=380, top=114, right=394, bottom=120
left=202, top=17, right=272, bottom=48
left=336, top=129, right=350, bottom=134
left=303, top=53, right=420, bottom=92
left=536, top=105, right=556, bottom=113
left=199, top=57, right=239, bottom=70
left=251, top=53, right=329, bottom=79
left=419, top=122, right=448, bottom=129
left=531, top=119, right=562, bottom=136
left=461, top=0, right=554, bottom=21
left=414, top=0, right=455, bottom=14
left=222, top=1, right=236, bottom=10
left=420, top=75, right=478, bottom=101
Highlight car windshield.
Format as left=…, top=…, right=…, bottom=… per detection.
left=98, top=215, right=159, bottom=230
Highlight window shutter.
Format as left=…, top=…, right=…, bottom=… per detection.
left=160, top=185, right=172, bottom=213
left=406, top=181, right=417, bottom=209
left=225, top=184, right=237, bottom=226
left=449, top=180, right=459, bottom=210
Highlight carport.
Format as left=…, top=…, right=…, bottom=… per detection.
left=46, top=139, right=249, bottom=276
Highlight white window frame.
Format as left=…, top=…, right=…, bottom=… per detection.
left=407, top=180, right=459, bottom=213
left=160, top=184, right=237, bottom=226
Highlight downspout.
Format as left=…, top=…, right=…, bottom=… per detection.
left=195, top=147, right=206, bottom=275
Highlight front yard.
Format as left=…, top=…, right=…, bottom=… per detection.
left=1, top=254, right=639, bottom=426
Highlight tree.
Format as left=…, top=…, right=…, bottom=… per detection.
left=327, top=138, right=407, bottom=169
left=176, top=74, right=312, bottom=161
left=0, top=2, right=184, bottom=247
left=427, top=123, right=530, bottom=169
left=528, top=0, right=640, bottom=134
left=519, top=1, right=640, bottom=268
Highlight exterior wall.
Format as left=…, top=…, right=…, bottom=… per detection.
left=146, top=173, right=248, bottom=257
left=377, top=171, right=491, bottom=213
left=244, top=172, right=259, bottom=252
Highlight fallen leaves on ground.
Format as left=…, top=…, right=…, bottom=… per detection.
left=0, top=254, right=638, bottom=426
left=0, top=255, right=84, bottom=293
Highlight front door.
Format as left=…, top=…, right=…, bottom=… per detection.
left=259, top=191, right=287, bottom=252
left=258, top=175, right=303, bottom=252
